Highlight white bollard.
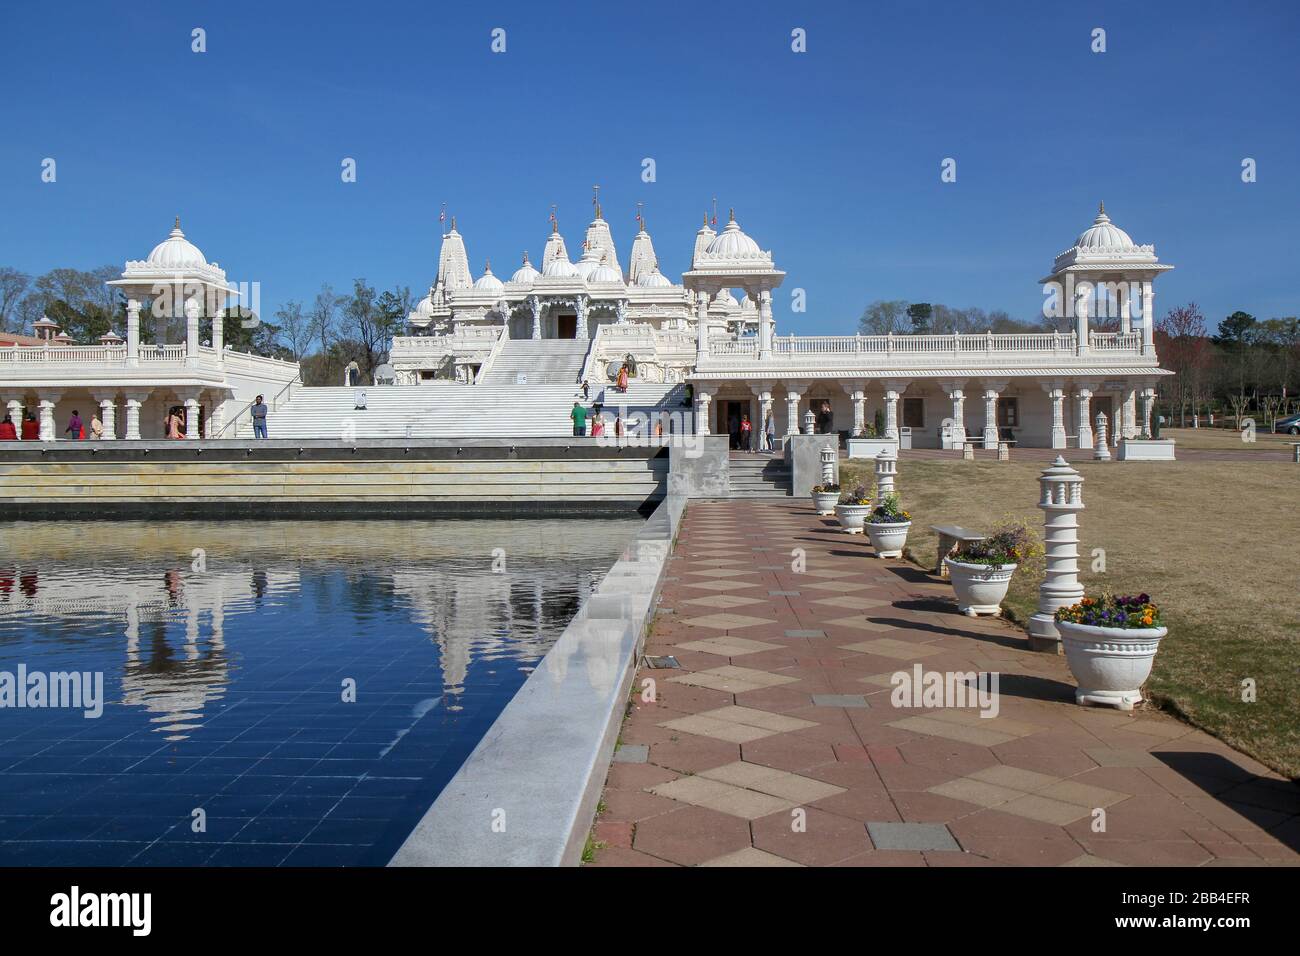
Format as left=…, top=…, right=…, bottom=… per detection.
left=1028, top=456, right=1086, bottom=653
left=997, top=441, right=1010, bottom=461
left=1093, top=412, right=1111, bottom=461
left=874, top=446, right=897, bottom=500
left=820, top=444, right=836, bottom=488
left=962, top=441, right=974, bottom=461
left=803, top=409, right=817, bottom=435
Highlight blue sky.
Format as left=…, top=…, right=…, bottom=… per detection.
left=1, top=0, right=1296, bottom=334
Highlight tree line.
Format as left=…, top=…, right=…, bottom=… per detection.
left=0, top=265, right=412, bottom=386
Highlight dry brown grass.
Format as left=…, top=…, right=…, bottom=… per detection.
left=842, top=455, right=1300, bottom=778
left=1162, top=426, right=1296, bottom=452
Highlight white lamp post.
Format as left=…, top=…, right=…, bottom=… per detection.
left=1028, top=455, right=1086, bottom=653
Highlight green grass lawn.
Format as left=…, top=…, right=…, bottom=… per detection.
left=841, top=455, right=1300, bottom=779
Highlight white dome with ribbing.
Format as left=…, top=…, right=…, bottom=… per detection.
left=146, top=218, right=209, bottom=270
left=510, top=254, right=539, bottom=285
left=705, top=212, right=762, bottom=259
left=1074, top=203, right=1137, bottom=251
left=473, top=262, right=504, bottom=294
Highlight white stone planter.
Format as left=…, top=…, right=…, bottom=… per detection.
left=1058, top=620, right=1167, bottom=711
left=865, top=520, right=911, bottom=558
left=1117, top=439, right=1177, bottom=461
left=944, top=558, right=1017, bottom=616
left=834, top=503, right=872, bottom=534
left=811, top=490, right=839, bottom=515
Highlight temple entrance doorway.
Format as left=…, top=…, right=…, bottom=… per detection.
left=716, top=398, right=754, bottom=450
left=556, top=315, right=577, bottom=339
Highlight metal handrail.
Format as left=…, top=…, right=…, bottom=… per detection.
left=216, top=372, right=301, bottom=438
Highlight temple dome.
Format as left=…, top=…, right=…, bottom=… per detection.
left=637, top=268, right=672, bottom=288
left=543, top=253, right=579, bottom=278
left=146, top=218, right=209, bottom=270
left=510, top=254, right=539, bottom=285
left=1074, top=203, right=1137, bottom=251
left=574, top=245, right=602, bottom=280
left=415, top=293, right=436, bottom=317
left=473, top=262, right=504, bottom=294
left=588, top=255, right=623, bottom=284
left=705, top=213, right=762, bottom=258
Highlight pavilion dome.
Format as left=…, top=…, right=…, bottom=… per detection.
left=705, top=212, right=762, bottom=258
left=1073, top=203, right=1137, bottom=252
left=510, top=254, right=539, bottom=285
left=145, top=218, right=209, bottom=270
left=637, top=267, right=673, bottom=288
left=414, top=292, right=436, bottom=317
left=473, top=262, right=504, bottom=294
left=543, top=253, right=579, bottom=278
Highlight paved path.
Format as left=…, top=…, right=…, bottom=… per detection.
left=587, top=499, right=1299, bottom=867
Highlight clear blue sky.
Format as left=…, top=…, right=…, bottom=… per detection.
left=1, top=0, right=1296, bottom=334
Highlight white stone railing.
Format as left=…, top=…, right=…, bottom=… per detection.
left=220, top=348, right=301, bottom=379
left=391, top=327, right=502, bottom=357
left=0, top=343, right=301, bottom=381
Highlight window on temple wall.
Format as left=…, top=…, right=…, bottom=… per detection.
left=997, top=397, right=1019, bottom=428
left=902, top=397, right=925, bottom=429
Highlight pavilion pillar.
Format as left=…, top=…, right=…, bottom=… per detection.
left=882, top=382, right=905, bottom=441
left=124, top=392, right=148, bottom=441
left=784, top=385, right=803, bottom=438
left=851, top=389, right=866, bottom=436
left=758, top=290, right=774, bottom=361
left=982, top=385, right=1001, bottom=449
left=695, top=291, right=711, bottom=358
left=184, top=396, right=200, bottom=439
left=211, top=307, right=224, bottom=356
left=91, top=392, right=117, bottom=440
left=942, top=382, right=966, bottom=448
left=126, top=298, right=141, bottom=366
left=1141, top=280, right=1155, bottom=356
left=1074, top=281, right=1090, bottom=355
left=1119, top=284, right=1132, bottom=335
left=694, top=386, right=713, bottom=436
left=1046, top=383, right=1067, bottom=449
left=758, top=390, right=774, bottom=446
left=1140, top=386, right=1156, bottom=438
left=529, top=296, right=542, bottom=340
left=185, top=296, right=201, bottom=366
left=211, top=393, right=226, bottom=438
left=1075, top=386, right=1094, bottom=450
left=6, top=399, right=24, bottom=439
left=1121, top=385, right=1138, bottom=441
left=38, top=392, right=62, bottom=441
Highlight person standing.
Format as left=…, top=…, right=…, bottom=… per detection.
left=251, top=395, right=269, bottom=439
left=64, top=409, right=83, bottom=440
left=581, top=380, right=590, bottom=401
left=616, top=364, right=629, bottom=393
left=0, top=415, right=16, bottom=440
left=740, top=413, right=753, bottom=453
left=20, top=413, right=38, bottom=441
left=764, top=412, right=775, bottom=452
left=592, top=413, right=605, bottom=438
left=167, top=407, right=185, bottom=440
left=570, top=401, right=587, bottom=437
left=90, top=412, right=104, bottom=440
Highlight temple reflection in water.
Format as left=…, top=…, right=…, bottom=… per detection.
left=0, top=518, right=633, bottom=739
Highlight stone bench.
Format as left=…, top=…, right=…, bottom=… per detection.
left=1289, top=442, right=1300, bottom=463
left=930, top=524, right=985, bottom=577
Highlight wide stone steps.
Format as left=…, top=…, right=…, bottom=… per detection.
left=235, top=383, right=687, bottom=439
left=479, top=339, right=590, bottom=386
left=728, top=456, right=792, bottom=497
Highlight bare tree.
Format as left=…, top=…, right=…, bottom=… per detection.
left=1156, top=304, right=1210, bottom=427
left=275, top=300, right=309, bottom=361
left=858, top=300, right=908, bottom=335
left=0, top=267, right=30, bottom=331
left=308, top=283, right=341, bottom=356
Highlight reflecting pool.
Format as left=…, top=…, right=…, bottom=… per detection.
left=0, top=517, right=640, bottom=866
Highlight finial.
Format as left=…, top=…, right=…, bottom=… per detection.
left=522, top=251, right=529, bottom=263
left=174, top=215, right=181, bottom=230
left=703, top=212, right=709, bottom=228
left=729, top=207, right=735, bottom=222
left=451, top=215, right=457, bottom=230
left=1099, top=200, right=1105, bottom=215
left=484, top=258, right=491, bottom=272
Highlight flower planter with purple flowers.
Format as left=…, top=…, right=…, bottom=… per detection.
left=1056, top=594, right=1167, bottom=711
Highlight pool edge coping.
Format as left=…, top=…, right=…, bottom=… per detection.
left=388, top=494, right=686, bottom=867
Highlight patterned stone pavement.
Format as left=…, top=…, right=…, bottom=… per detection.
left=587, top=499, right=1300, bottom=867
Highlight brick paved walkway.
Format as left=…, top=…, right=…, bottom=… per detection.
left=587, top=499, right=1300, bottom=867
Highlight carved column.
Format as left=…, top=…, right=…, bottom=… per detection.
left=1075, top=280, right=1090, bottom=355
left=695, top=290, right=711, bottom=358
left=1141, top=386, right=1156, bottom=438
left=942, top=382, right=966, bottom=448
left=1119, top=283, right=1132, bottom=335
left=1046, top=383, right=1067, bottom=449
left=6, top=399, right=24, bottom=439
left=982, top=386, right=1000, bottom=448
left=38, top=393, right=61, bottom=441
left=1141, top=280, right=1155, bottom=356
left=758, top=289, right=774, bottom=361
left=126, top=298, right=141, bottom=366
left=882, top=381, right=906, bottom=441
left=124, top=392, right=147, bottom=441
left=694, top=386, right=713, bottom=436
left=575, top=294, right=588, bottom=339
left=184, top=296, right=201, bottom=366
left=615, top=299, right=628, bottom=325
left=1075, top=386, right=1094, bottom=450
left=529, top=296, right=542, bottom=340
left=92, top=392, right=117, bottom=440
left=211, top=306, right=224, bottom=355
left=784, top=383, right=804, bottom=438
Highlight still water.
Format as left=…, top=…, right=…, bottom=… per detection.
left=0, top=518, right=639, bottom=866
